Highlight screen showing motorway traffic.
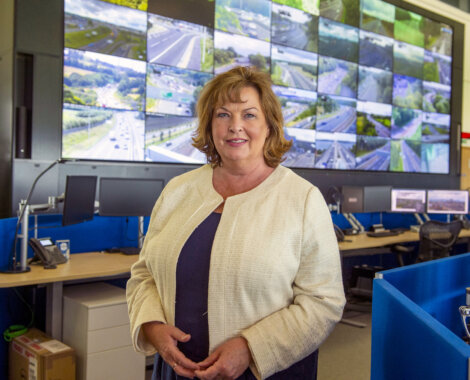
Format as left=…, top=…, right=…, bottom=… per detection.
left=427, top=190, right=469, bottom=214
left=61, top=0, right=454, bottom=173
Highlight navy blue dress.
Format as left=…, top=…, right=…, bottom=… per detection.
left=152, top=213, right=318, bottom=380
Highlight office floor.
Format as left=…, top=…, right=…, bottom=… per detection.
left=145, top=311, right=372, bottom=380
left=318, top=310, right=372, bottom=380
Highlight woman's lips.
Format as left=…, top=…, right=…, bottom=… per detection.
left=226, top=139, right=247, bottom=147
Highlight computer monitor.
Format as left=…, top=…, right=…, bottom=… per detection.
left=426, top=190, right=469, bottom=214
left=390, top=189, right=426, bottom=213
left=62, top=176, right=97, bottom=226
left=341, top=186, right=363, bottom=213
left=363, top=186, right=392, bottom=213
left=98, top=177, right=164, bottom=217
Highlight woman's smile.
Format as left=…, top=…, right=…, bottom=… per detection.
left=226, top=138, right=248, bottom=147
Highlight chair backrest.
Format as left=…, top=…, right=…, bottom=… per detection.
left=417, top=220, right=462, bottom=262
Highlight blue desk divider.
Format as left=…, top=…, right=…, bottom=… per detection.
left=372, top=253, right=470, bottom=380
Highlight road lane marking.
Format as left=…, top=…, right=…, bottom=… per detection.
left=150, top=33, right=187, bottom=63
left=178, top=35, right=198, bottom=68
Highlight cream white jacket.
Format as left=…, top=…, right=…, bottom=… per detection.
left=126, top=164, right=345, bottom=379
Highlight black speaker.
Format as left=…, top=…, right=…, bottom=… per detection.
left=15, top=106, right=31, bottom=158
left=14, top=53, right=33, bottom=159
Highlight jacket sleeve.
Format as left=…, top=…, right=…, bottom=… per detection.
left=241, top=186, right=346, bottom=379
left=126, top=190, right=167, bottom=356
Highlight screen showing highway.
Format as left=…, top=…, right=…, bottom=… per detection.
left=427, top=190, right=469, bottom=214
left=62, top=0, right=455, bottom=174
left=391, top=189, right=426, bottom=213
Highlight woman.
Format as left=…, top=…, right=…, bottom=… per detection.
left=127, top=66, right=345, bottom=380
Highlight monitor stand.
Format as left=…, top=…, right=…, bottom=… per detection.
left=410, top=213, right=430, bottom=232
left=410, top=225, right=420, bottom=233
left=342, top=213, right=365, bottom=233
left=456, top=215, right=470, bottom=229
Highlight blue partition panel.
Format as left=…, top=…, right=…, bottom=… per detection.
left=372, top=254, right=470, bottom=380
left=381, top=254, right=470, bottom=336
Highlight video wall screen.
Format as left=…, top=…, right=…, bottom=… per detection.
left=62, top=0, right=457, bottom=174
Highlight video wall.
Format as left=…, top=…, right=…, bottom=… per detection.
left=62, top=0, right=455, bottom=173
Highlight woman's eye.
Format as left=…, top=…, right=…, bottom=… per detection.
left=245, top=113, right=255, bottom=119
left=216, top=112, right=229, bottom=118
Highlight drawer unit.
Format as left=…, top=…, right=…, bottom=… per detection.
left=63, top=282, right=145, bottom=380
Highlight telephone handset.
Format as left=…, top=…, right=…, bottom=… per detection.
left=28, top=237, right=67, bottom=269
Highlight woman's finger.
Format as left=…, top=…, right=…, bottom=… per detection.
left=197, top=350, right=220, bottom=369
left=171, top=349, right=200, bottom=371
left=194, top=365, right=221, bottom=380
left=169, top=328, right=191, bottom=343
left=172, top=361, right=197, bottom=379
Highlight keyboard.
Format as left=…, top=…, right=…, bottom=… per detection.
left=119, top=247, right=140, bottom=255
left=104, top=247, right=140, bottom=255
left=367, top=230, right=402, bottom=238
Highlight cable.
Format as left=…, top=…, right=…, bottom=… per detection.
left=125, top=217, right=138, bottom=242
left=13, top=288, right=34, bottom=328
left=3, top=288, right=35, bottom=342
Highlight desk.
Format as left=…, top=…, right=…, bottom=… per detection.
left=339, top=229, right=470, bottom=255
left=3, top=230, right=470, bottom=336
left=337, top=229, right=470, bottom=327
left=0, top=252, right=138, bottom=339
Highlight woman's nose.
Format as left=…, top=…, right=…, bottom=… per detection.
left=229, top=115, right=243, bottom=132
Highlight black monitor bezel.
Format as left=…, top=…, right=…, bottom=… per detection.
left=363, top=186, right=392, bottom=213
left=98, top=177, right=164, bottom=217
left=62, top=175, right=97, bottom=226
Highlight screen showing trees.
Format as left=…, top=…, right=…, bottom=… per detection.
left=62, top=0, right=454, bottom=174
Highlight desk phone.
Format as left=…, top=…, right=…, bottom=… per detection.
left=29, top=237, right=67, bottom=269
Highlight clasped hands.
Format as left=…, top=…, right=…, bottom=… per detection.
left=142, top=322, right=252, bottom=380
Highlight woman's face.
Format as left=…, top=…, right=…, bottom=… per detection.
left=211, top=86, right=270, bottom=168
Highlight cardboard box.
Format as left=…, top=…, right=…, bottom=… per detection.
left=9, top=328, right=75, bottom=380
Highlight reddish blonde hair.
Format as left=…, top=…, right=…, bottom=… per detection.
left=192, top=66, right=292, bottom=167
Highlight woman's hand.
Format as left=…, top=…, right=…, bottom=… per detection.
left=195, top=337, right=252, bottom=380
left=142, top=321, right=200, bottom=378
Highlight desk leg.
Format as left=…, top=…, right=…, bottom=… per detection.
left=46, top=282, right=63, bottom=340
